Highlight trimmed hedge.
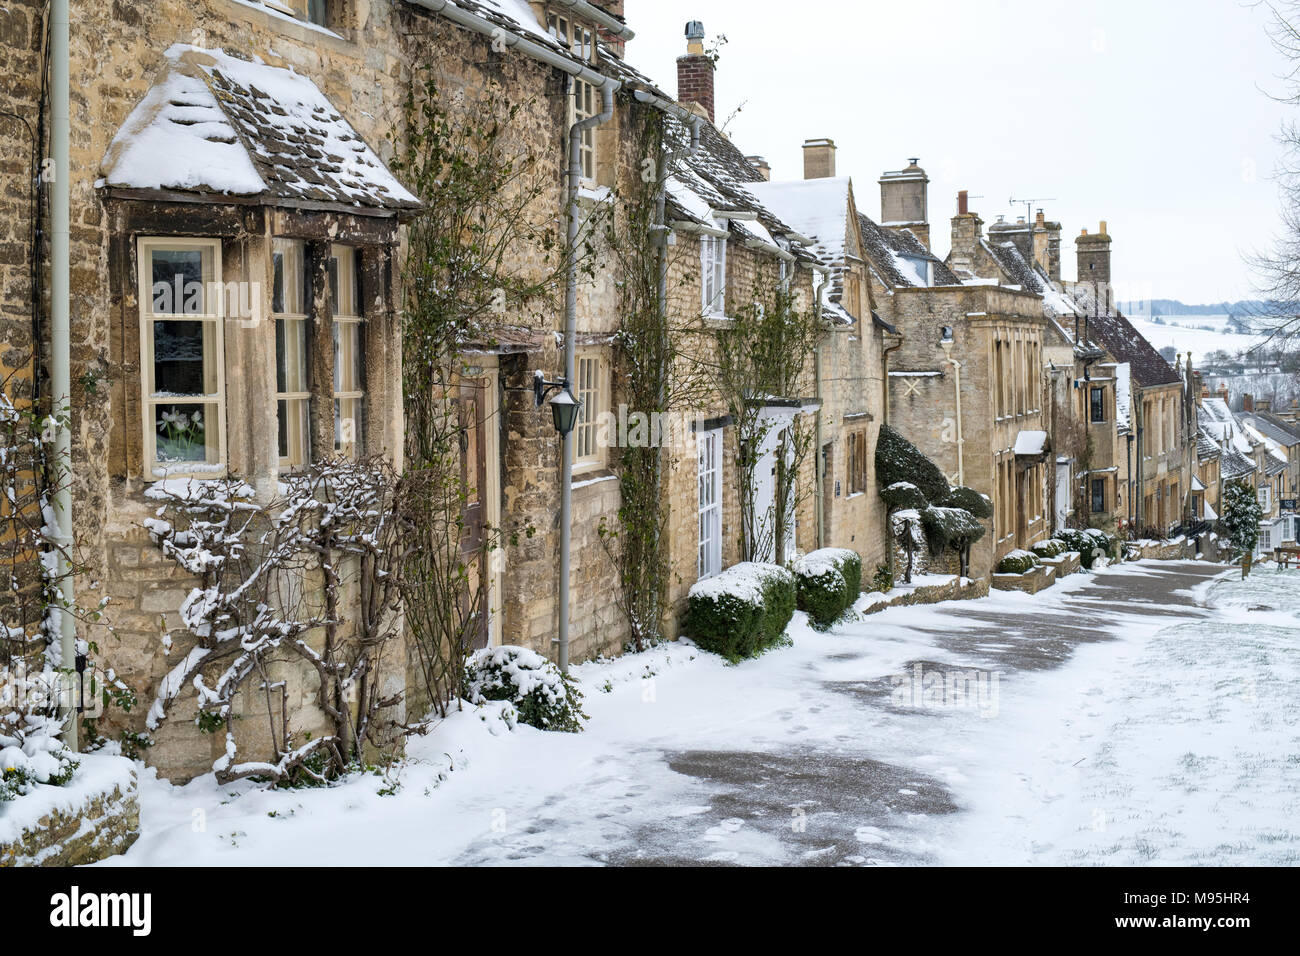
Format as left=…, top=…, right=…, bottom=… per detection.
left=881, top=481, right=927, bottom=511
left=996, top=549, right=1040, bottom=575
left=794, top=548, right=862, bottom=628
left=876, top=425, right=950, bottom=504
left=1030, top=538, right=1066, bottom=559
left=686, top=562, right=797, bottom=662
left=942, top=485, right=993, bottom=519
left=921, top=505, right=986, bottom=555
left=1053, top=528, right=1116, bottom=569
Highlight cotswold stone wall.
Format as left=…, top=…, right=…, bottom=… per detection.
left=0, top=756, right=139, bottom=866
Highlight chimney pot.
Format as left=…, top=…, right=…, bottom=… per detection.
left=958, top=190, right=969, bottom=215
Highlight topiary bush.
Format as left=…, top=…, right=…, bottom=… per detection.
left=1031, top=538, right=1066, bottom=559
left=793, top=548, right=862, bottom=629
left=686, top=562, right=796, bottom=662
left=1222, top=479, right=1263, bottom=559
left=881, top=481, right=927, bottom=511
left=942, top=485, right=993, bottom=519
left=921, top=505, right=986, bottom=556
left=875, top=425, right=950, bottom=504
left=996, top=549, right=1040, bottom=575
left=463, top=646, right=588, bottom=732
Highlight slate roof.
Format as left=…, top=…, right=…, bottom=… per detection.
left=857, top=213, right=960, bottom=289
left=100, top=45, right=418, bottom=213
left=1074, top=303, right=1181, bottom=387
left=1242, top=411, right=1300, bottom=447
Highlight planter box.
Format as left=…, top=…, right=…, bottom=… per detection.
left=0, top=755, right=139, bottom=867
left=1040, top=551, right=1081, bottom=577
left=992, top=563, right=1057, bottom=594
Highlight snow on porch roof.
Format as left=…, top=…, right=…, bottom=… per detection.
left=100, top=45, right=420, bottom=214
left=1013, top=430, right=1049, bottom=456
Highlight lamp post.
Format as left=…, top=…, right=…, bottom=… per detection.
left=535, top=371, right=580, bottom=672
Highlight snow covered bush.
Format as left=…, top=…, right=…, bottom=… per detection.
left=880, top=481, right=926, bottom=511
left=875, top=425, right=950, bottom=503
left=921, top=505, right=986, bottom=556
left=463, top=646, right=587, bottom=733
left=0, top=736, right=77, bottom=802
left=996, top=550, right=1040, bottom=575
left=1053, top=528, right=1116, bottom=569
left=1222, top=479, right=1263, bottom=559
left=1031, top=539, right=1066, bottom=559
left=941, top=485, right=993, bottom=519
left=793, top=548, right=862, bottom=629
left=686, top=562, right=796, bottom=662
left=871, top=563, right=894, bottom=593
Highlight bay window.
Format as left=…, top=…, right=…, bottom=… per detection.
left=138, top=238, right=225, bottom=477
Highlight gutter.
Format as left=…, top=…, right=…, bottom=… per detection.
left=51, top=0, right=76, bottom=749
left=408, top=0, right=621, bottom=90
left=551, top=0, right=635, bottom=39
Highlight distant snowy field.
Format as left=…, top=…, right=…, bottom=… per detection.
left=97, top=562, right=1300, bottom=867
left=1126, top=313, right=1266, bottom=364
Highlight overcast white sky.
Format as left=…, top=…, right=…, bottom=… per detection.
left=625, top=0, right=1291, bottom=304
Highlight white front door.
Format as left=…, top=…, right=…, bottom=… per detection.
left=1055, top=460, right=1072, bottom=528
left=748, top=420, right=796, bottom=564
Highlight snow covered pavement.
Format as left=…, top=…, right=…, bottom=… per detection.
left=99, top=561, right=1300, bottom=866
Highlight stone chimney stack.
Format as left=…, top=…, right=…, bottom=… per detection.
left=1243, top=393, right=1255, bottom=413
left=1218, top=383, right=1230, bottom=403
left=802, top=138, right=836, bottom=180
left=879, top=158, right=931, bottom=249
left=1031, top=209, right=1063, bottom=283
left=1076, top=220, right=1112, bottom=285
left=1257, top=396, right=1272, bottom=412
left=677, top=21, right=714, bottom=123
left=746, top=155, right=771, bottom=181
left=949, top=191, right=984, bottom=278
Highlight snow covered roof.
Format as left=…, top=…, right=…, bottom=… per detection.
left=1070, top=296, right=1180, bottom=388
left=1115, top=362, right=1132, bottom=431
left=1013, top=429, right=1049, bottom=456
left=1241, top=412, right=1300, bottom=448
left=100, top=45, right=419, bottom=213
left=856, top=213, right=960, bottom=289
left=1196, top=425, right=1221, bottom=460
left=744, top=177, right=853, bottom=269
left=1201, top=400, right=1260, bottom=478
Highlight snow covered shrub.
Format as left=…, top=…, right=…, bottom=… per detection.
left=941, top=485, right=993, bottom=519
left=794, top=548, right=861, bottom=628
left=463, top=646, right=587, bottom=733
left=1222, top=480, right=1263, bottom=559
left=686, top=562, right=796, bottom=662
left=875, top=425, right=950, bottom=503
left=996, top=550, right=1040, bottom=575
left=1031, top=539, right=1066, bottom=559
left=871, top=563, right=894, bottom=593
left=0, top=736, right=78, bottom=802
left=880, top=481, right=926, bottom=511
left=921, top=506, right=986, bottom=556
left=1053, top=528, right=1115, bottom=569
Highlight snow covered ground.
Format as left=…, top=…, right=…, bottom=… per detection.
left=1127, top=314, right=1264, bottom=364
left=97, top=560, right=1300, bottom=866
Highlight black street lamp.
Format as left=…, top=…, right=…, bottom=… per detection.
left=534, top=370, right=581, bottom=438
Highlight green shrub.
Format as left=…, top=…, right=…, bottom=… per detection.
left=996, top=549, right=1040, bottom=575
left=1222, top=479, right=1263, bottom=558
left=942, top=485, right=993, bottom=519
left=871, top=563, right=894, bottom=593
left=881, top=481, right=927, bottom=511
left=0, top=744, right=78, bottom=802
left=794, top=548, right=862, bottom=629
left=1054, top=528, right=1116, bottom=569
left=921, top=505, right=986, bottom=555
left=687, top=562, right=796, bottom=661
left=875, top=425, right=950, bottom=504
left=1031, top=538, right=1065, bottom=559
left=464, top=646, right=587, bottom=732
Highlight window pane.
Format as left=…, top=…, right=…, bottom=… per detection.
left=153, top=320, right=211, bottom=396
left=277, top=318, right=308, bottom=394
left=308, top=0, right=328, bottom=27
left=154, top=402, right=211, bottom=464
left=151, top=248, right=207, bottom=314
left=335, top=397, right=364, bottom=455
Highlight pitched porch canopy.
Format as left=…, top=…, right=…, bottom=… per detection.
left=99, top=44, right=419, bottom=216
